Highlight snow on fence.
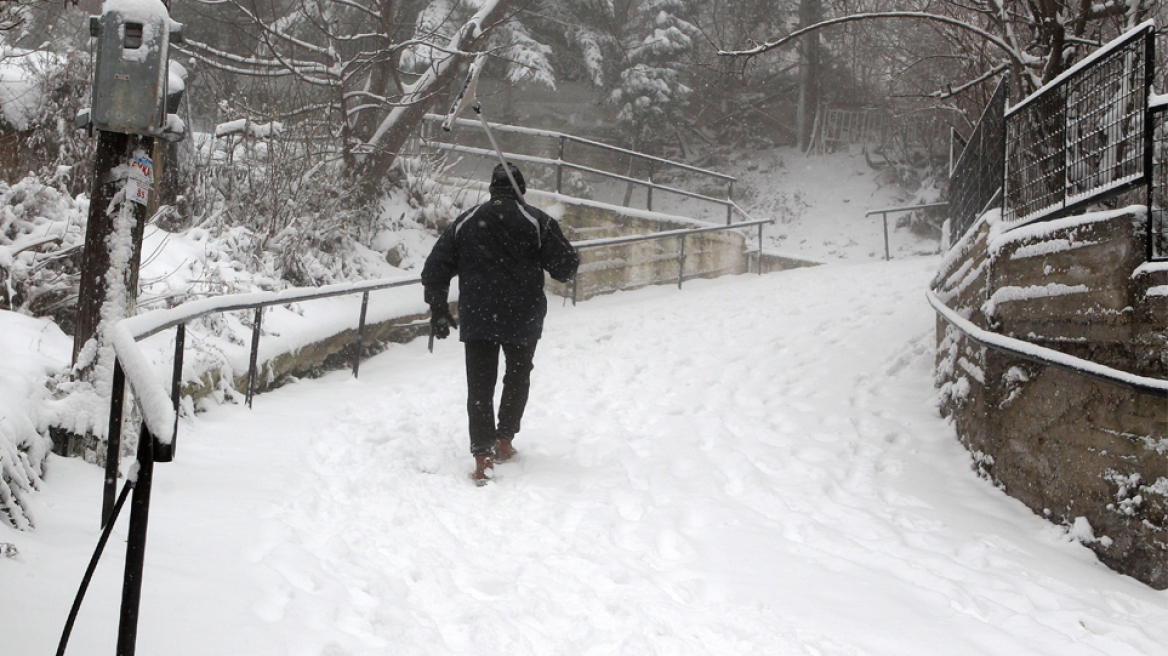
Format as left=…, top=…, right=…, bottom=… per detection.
left=1003, top=21, right=1154, bottom=227
left=948, top=20, right=1167, bottom=260
left=948, top=77, right=1008, bottom=244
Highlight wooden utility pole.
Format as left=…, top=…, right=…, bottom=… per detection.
left=72, top=131, right=152, bottom=368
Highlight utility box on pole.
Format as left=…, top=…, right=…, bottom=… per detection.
left=88, top=3, right=182, bottom=136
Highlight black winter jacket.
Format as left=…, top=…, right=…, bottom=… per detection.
left=422, top=189, right=579, bottom=345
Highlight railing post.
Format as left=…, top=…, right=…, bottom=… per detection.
left=157, top=323, right=185, bottom=463
left=103, top=358, right=126, bottom=528
left=758, top=223, right=764, bottom=275
left=646, top=177, right=653, bottom=212
left=882, top=212, right=890, bottom=261
left=572, top=275, right=579, bottom=306
left=726, top=181, right=734, bottom=225
left=556, top=136, right=565, bottom=194
left=678, top=235, right=686, bottom=289
left=116, top=422, right=155, bottom=656
left=353, top=291, right=370, bottom=378
left=1145, top=30, right=1156, bottom=262
left=246, top=307, right=263, bottom=408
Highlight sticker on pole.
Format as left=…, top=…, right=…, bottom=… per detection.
left=127, top=150, right=153, bottom=206
left=129, top=151, right=153, bottom=183
left=126, top=179, right=150, bottom=205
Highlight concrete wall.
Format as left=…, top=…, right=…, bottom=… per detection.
left=933, top=207, right=1168, bottom=588
left=528, top=192, right=820, bottom=301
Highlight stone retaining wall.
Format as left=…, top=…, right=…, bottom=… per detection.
left=933, top=207, right=1168, bottom=588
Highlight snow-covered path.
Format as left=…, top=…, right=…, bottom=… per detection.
left=8, top=257, right=1168, bottom=655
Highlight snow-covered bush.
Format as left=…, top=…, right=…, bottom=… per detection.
left=185, top=121, right=383, bottom=287
left=0, top=174, right=86, bottom=330
left=0, top=45, right=93, bottom=195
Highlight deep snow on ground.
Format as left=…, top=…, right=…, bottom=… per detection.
left=5, top=257, right=1167, bottom=655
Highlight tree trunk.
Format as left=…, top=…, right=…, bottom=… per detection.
left=796, top=0, right=822, bottom=151
left=356, top=0, right=513, bottom=193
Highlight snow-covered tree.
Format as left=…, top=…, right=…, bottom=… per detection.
left=174, top=0, right=516, bottom=193
left=609, top=0, right=701, bottom=151
left=718, top=0, right=1161, bottom=103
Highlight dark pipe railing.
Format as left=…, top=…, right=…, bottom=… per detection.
left=927, top=290, right=1168, bottom=398
left=865, top=203, right=949, bottom=261
left=422, top=114, right=741, bottom=224
left=63, top=209, right=775, bottom=655
left=570, top=216, right=774, bottom=303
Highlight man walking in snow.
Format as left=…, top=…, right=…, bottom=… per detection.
left=423, top=162, right=579, bottom=485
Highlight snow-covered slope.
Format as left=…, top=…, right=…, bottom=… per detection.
left=5, top=257, right=1166, bottom=655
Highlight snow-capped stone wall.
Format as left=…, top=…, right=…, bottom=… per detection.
left=932, top=206, right=1168, bottom=588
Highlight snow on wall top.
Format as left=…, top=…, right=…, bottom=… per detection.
left=988, top=204, right=1145, bottom=255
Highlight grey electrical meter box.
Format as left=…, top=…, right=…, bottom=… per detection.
left=89, top=4, right=183, bottom=136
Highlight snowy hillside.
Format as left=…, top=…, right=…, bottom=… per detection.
left=4, top=257, right=1167, bottom=655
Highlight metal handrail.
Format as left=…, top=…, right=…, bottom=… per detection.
left=427, top=142, right=737, bottom=212
left=424, top=114, right=736, bottom=181
left=422, top=113, right=740, bottom=223
left=927, top=289, right=1168, bottom=397
left=865, top=202, right=948, bottom=260
left=574, top=217, right=773, bottom=249
left=568, top=217, right=775, bottom=302
left=87, top=213, right=776, bottom=655
left=95, top=273, right=425, bottom=656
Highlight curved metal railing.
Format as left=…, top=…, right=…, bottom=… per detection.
left=927, top=289, right=1168, bottom=397
left=69, top=209, right=774, bottom=655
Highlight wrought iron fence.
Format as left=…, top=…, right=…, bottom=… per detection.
left=1003, top=22, right=1154, bottom=226
left=1149, top=103, right=1168, bottom=259
left=948, top=78, right=1008, bottom=243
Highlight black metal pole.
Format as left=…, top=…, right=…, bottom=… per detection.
left=882, top=212, right=890, bottom=261
left=115, top=422, right=155, bottom=656
left=678, top=235, right=686, bottom=289
left=353, top=291, right=369, bottom=378
left=572, top=275, right=578, bottom=306
left=103, top=359, right=126, bottom=528
left=647, top=177, right=653, bottom=212
left=246, top=307, right=263, bottom=408
left=1145, top=30, right=1156, bottom=262
left=156, top=323, right=184, bottom=463
left=726, top=181, right=734, bottom=225
left=556, top=136, right=565, bottom=194
left=758, top=223, right=764, bottom=275
left=57, top=479, right=134, bottom=656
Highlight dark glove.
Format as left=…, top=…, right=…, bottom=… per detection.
left=430, top=304, right=458, bottom=339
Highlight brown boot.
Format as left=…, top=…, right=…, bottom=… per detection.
left=470, top=454, right=494, bottom=486
left=493, top=438, right=518, bottom=464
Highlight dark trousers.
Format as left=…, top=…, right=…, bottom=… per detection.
left=465, top=340, right=538, bottom=456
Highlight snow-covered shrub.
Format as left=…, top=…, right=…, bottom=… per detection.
left=185, top=121, right=383, bottom=287
left=0, top=421, right=47, bottom=530
left=0, top=45, right=92, bottom=195
left=0, top=174, right=86, bottom=330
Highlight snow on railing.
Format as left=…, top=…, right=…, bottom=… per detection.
left=927, top=289, right=1168, bottom=398
left=81, top=213, right=779, bottom=656
left=421, top=113, right=742, bottom=223
left=111, top=274, right=425, bottom=449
